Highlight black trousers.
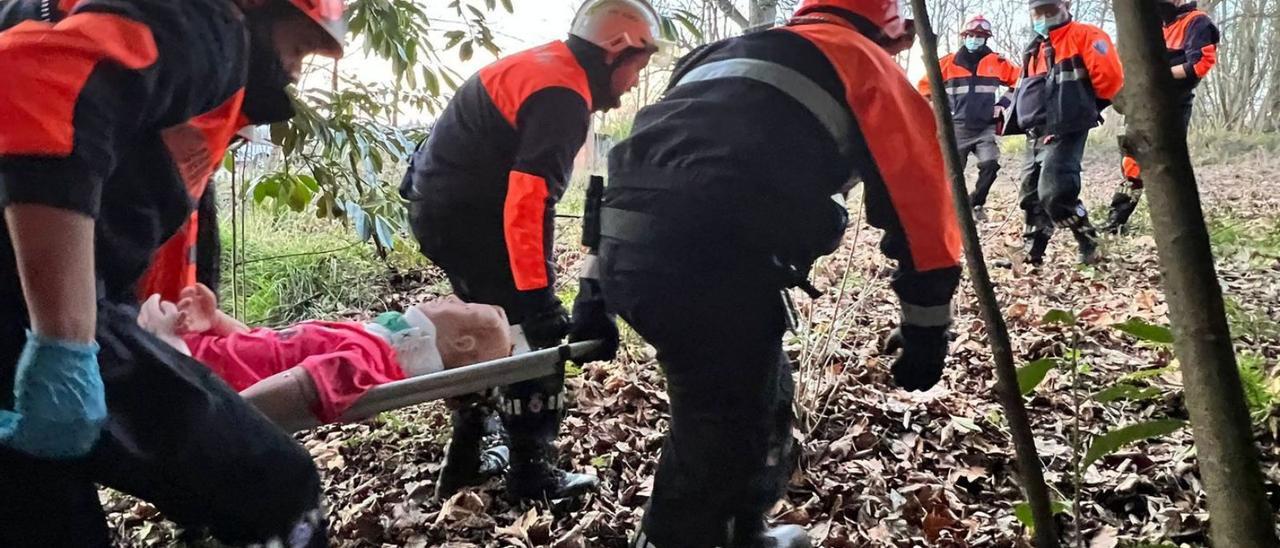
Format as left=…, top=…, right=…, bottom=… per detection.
left=0, top=302, right=324, bottom=547
left=1018, top=130, right=1092, bottom=253
left=407, top=199, right=566, bottom=465
left=600, top=239, right=796, bottom=546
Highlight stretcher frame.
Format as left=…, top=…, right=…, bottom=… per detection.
left=291, top=340, right=601, bottom=431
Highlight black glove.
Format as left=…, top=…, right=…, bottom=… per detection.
left=883, top=324, right=950, bottom=391
left=568, top=277, right=619, bottom=363
left=521, top=303, right=570, bottom=350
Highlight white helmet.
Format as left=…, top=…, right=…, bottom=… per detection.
left=569, top=0, right=663, bottom=56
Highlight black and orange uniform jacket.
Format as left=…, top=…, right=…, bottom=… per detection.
left=1004, top=17, right=1123, bottom=137
left=1122, top=3, right=1219, bottom=182
left=401, top=38, right=606, bottom=315
left=917, top=47, right=1020, bottom=131
left=1, top=0, right=249, bottom=330
left=605, top=14, right=963, bottom=326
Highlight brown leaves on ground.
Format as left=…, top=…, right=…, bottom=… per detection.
left=106, top=149, right=1280, bottom=546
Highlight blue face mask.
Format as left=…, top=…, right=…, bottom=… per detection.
left=964, top=37, right=986, bottom=51
left=1033, top=17, right=1051, bottom=37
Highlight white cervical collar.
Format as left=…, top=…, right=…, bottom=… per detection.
left=365, top=307, right=446, bottom=377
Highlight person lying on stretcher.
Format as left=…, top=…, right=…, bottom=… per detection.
left=136, top=284, right=513, bottom=431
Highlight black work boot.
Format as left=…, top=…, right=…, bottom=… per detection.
left=502, top=389, right=598, bottom=500
left=1070, top=218, right=1102, bottom=265
left=437, top=405, right=505, bottom=499
left=1023, top=230, right=1051, bottom=266
left=1100, top=191, right=1139, bottom=235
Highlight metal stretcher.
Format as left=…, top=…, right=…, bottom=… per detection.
left=290, top=340, right=601, bottom=431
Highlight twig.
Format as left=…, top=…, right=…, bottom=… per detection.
left=236, top=241, right=363, bottom=266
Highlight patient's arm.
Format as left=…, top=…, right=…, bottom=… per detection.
left=179, top=283, right=249, bottom=336
left=240, top=365, right=321, bottom=433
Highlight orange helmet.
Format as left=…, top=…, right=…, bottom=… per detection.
left=287, top=0, right=346, bottom=58
left=794, top=0, right=909, bottom=40
left=962, top=14, right=992, bottom=37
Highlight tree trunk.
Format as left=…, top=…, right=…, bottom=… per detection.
left=711, top=0, right=748, bottom=29
left=748, top=0, right=777, bottom=31
left=1112, top=2, right=1278, bottom=546
left=908, top=1, right=1059, bottom=545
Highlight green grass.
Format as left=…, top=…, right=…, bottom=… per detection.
left=218, top=206, right=427, bottom=326
left=1188, top=129, right=1280, bottom=166
left=1206, top=212, right=1280, bottom=267
left=1237, top=353, right=1278, bottom=421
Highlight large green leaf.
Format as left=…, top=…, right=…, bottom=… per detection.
left=1017, top=358, right=1059, bottom=395
left=1093, top=383, right=1162, bottom=403
left=1113, top=318, right=1175, bottom=345
left=1082, top=419, right=1187, bottom=471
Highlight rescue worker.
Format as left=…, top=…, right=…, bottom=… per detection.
left=1002, top=0, right=1122, bottom=266
left=400, top=0, right=661, bottom=500
left=1100, top=0, right=1219, bottom=234
left=597, top=0, right=962, bottom=545
left=0, top=0, right=345, bottom=545
left=917, top=14, right=1020, bottom=221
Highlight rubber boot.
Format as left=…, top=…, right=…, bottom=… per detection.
left=502, top=385, right=598, bottom=500
left=1100, top=191, right=1139, bottom=235
left=437, top=405, right=506, bottom=499
left=1023, top=229, right=1051, bottom=266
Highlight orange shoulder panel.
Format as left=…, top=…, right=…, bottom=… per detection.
left=0, top=13, right=158, bottom=156
left=479, top=41, right=593, bottom=128
left=1164, top=10, right=1208, bottom=49
left=781, top=24, right=961, bottom=272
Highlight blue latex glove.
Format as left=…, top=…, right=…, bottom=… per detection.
left=0, top=332, right=106, bottom=459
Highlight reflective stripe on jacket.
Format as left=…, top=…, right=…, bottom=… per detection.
left=1005, top=19, right=1123, bottom=136
left=917, top=49, right=1019, bottom=130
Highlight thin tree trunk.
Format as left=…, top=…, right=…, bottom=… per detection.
left=748, top=0, right=777, bottom=31
left=711, top=0, right=748, bottom=29
left=909, top=1, right=1059, bottom=545
left=1112, top=2, right=1278, bottom=546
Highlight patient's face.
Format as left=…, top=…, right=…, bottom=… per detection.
left=415, top=296, right=512, bottom=366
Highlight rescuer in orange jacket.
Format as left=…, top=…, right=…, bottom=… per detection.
left=0, top=0, right=345, bottom=545
left=917, top=15, right=1019, bottom=221
left=1003, top=0, right=1123, bottom=265
left=399, top=0, right=661, bottom=501
left=599, top=0, right=961, bottom=545
left=1100, top=0, right=1219, bottom=234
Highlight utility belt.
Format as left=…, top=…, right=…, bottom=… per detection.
left=600, top=206, right=823, bottom=298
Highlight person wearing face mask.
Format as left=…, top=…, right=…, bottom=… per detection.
left=1100, top=0, right=1219, bottom=235
left=1002, top=0, right=1123, bottom=266
left=400, top=0, right=661, bottom=502
left=598, top=1, right=961, bottom=545
left=917, top=15, right=1021, bottom=222
left=0, top=0, right=344, bottom=545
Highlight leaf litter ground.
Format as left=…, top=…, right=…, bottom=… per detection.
left=107, top=148, right=1280, bottom=546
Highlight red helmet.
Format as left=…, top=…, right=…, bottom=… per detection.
left=794, top=0, right=909, bottom=40
left=287, top=0, right=346, bottom=58
left=962, top=14, right=993, bottom=37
